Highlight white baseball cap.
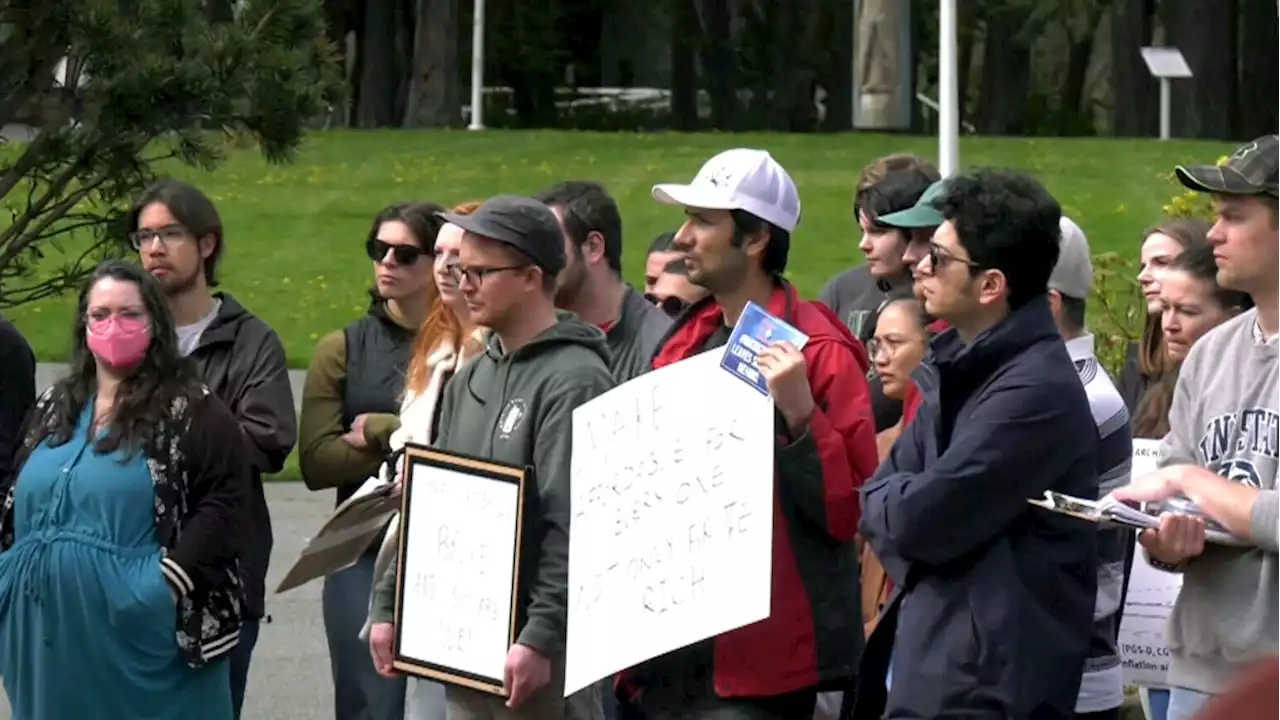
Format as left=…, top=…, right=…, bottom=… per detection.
left=652, top=148, right=802, bottom=232
left=1049, top=216, right=1094, bottom=299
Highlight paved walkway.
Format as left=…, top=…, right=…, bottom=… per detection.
left=0, top=483, right=338, bottom=719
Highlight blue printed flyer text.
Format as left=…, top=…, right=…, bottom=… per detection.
left=720, top=301, right=810, bottom=396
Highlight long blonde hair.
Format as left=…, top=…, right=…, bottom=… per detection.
left=403, top=200, right=484, bottom=398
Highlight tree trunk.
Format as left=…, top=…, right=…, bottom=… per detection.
left=492, top=0, right=560, bottom=126
left=1059, top=23, right=1101, bottom=135
left=1108, top=0, right=1157, bottom=136
left=205, top=0, right=235, bottom=23
left=973, top=4, right=1034, bottom=135
left=354, top=0, right=401, bottom=128
left=323, top=0, right=358, bottom=127
left=670, top=0, right=700, bottom=130
left=956, top=2, right=979, bottom=126
left=1164, top=0, right=1238, bottom=139
left=1237, top=0, right=1278, bottom=136
left=698, top=0, right=739, bottom=130
left=820, top=0, right=854, bottom=131
left=767, top=0, right=808, bottom=130
left=403, top=0, right=461, bottom=127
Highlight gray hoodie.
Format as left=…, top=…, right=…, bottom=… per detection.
left=1158, top=307, right=1279, bottom=693
left=371, top=312, right=615, bottom=658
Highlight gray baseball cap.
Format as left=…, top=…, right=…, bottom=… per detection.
left=437, top=195, right=566, bottom=276
left=1049, top=216, right=1094, bottom=300
left=876, top=179, right=948, bottom=229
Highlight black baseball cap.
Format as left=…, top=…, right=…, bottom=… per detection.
left=437, top=195, right=566, bottom=276
left=1175, top=134, right=1279, bottom=199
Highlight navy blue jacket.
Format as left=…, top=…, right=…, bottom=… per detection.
left=855, top=297, right=1100, bottom=720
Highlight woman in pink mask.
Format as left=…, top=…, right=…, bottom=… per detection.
left=0, top=261, right=250, bottom=719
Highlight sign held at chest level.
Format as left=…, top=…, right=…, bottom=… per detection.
left=392, top=446, right=529, bottom=697
left=565, top=348, right=775, bottom=697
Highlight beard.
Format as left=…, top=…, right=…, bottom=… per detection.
left=554, top=257, right=588, bottom=310
left=155, top=265, right=202, bottom=297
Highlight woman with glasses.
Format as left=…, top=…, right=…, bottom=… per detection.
left=858, top=288, right=936, bottom=638
left=358, top=200, right=483, bottom=720
left=299, top=201, right=445, bottom=720
left=0, top=261, right=250, bottom=719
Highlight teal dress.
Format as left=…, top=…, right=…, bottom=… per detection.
left=0, top=407, right=232, bottom=719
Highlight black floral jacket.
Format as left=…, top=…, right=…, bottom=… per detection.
left=1, top=385, right=251, bottom=668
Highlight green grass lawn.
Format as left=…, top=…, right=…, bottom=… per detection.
left=4, top=130, right=1233, bottom=481
left=5, top=130, right=1234, bottom=368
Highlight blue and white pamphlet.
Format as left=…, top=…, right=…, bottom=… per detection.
left=720, top=301, right=810, bottom=396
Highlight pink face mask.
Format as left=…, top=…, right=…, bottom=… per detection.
left=86, top=314, right=152, bottom=371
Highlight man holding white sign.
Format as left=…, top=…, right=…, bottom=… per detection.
left=606, top=148, right=878, bottom=719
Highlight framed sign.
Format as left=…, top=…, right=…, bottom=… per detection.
left=392, top=443, right=529, bottom=696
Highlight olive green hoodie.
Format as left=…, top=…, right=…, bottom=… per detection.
left=371, top=311, right=615, bottom=659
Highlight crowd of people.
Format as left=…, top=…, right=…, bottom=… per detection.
left=0, top=133, right=1275, bottom=720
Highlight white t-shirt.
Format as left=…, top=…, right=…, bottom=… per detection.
left=176, top=299, right=221, bottom=357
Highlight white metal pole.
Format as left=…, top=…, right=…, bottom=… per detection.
left=938, top=0, right=959, bottom=177
left=1159, top=77, right=1171, bottom=141
left=467, top=0, right=486, bottom=131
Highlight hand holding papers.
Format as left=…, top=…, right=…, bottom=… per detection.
left=1027, top=490, right=1244, bottom=546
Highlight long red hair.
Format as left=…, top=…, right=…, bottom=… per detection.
left=404, top=200, right=483, bottom=398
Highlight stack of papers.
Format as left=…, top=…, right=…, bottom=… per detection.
left=1028, top=491, right=1244, bottom=546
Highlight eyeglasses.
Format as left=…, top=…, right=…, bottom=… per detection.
left=448, top=263, right=528, bottom=287
left=129, top=225, right=189, bottom=251
left=644, top=293, right=689, bottom=318
left=866, top=336, right=910, bottom=362
left=366, top=239, right=430, bottom=266
left=926, top=242, right=980, bottom=273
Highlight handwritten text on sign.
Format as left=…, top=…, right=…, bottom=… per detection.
left=1118, top=438, right=1181, bottom=688
left=564, top=349, right=775, bottom=696
left=398, top=464, right=519, bottom=684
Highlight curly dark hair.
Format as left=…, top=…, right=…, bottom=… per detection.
left=931, top=169, right=1063, bottom=310
left=42, top=261, right=202, bottom=458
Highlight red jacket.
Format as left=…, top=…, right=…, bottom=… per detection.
left=622, top=282, right=878, bottom=699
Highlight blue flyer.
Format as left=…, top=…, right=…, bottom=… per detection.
left=720, top=301, right=810, bottom=396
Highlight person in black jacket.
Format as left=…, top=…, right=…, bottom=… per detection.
left=856, top=170, right=1100, bottom=720
left=0, top=316, right=35, bottom=492
left=130, top=179, right=297, bottom=718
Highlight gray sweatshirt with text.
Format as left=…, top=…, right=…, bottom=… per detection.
left=1158, top=307, right=1279, bottom=694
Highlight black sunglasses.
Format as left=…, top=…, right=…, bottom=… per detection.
left=645, top=293, right=689, bottom=318
left=366, top=238, right=430, bottom=266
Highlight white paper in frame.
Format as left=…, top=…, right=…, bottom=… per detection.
left=391, top=443, right=530, bottom=697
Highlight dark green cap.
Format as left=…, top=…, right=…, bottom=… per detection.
left=877, top=179, right=948, bottom=229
